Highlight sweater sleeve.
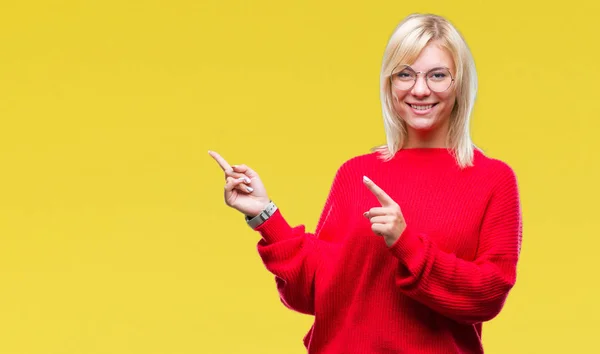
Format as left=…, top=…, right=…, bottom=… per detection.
left=389, top=163, right=522, bottom=324
left=254, top=164, right=349, bottom=315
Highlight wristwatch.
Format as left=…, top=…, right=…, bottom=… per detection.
left=245, top=201, right=278, bottom=229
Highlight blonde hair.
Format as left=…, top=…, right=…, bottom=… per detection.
left=375, top=13, right=479, bottom=168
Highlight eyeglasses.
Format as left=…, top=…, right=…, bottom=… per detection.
left=390, top=64, right=455, bottom=92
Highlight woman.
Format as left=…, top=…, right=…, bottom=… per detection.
left=209, top=13, right=522, bottom=354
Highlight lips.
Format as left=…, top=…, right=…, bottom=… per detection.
left=405, top=102, right=438, bottom=115
left=407, top=103, right=438, bottom=111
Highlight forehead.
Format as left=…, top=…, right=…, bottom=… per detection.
left=410, top=41, right=455, bottom=71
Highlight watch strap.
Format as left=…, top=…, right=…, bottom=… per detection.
left=245, top=201, right=277, bottom=229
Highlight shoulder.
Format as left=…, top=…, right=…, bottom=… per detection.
left=323, top=151, right=383, bottom=189
left=335, top=151, right=384, bottom=175
left=473, top=149, right=519, bottom=190
left=473, top=149, right=516, bottom=176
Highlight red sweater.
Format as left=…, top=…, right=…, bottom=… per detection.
left=254, top=148, right=522, bottom=353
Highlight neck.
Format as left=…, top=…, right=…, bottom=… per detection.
left=403, top=126, right=449, bottom=149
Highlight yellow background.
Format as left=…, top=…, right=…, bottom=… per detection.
left=0, top=0, right=598, bottom=353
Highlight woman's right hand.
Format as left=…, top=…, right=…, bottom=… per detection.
left=208, top=150, right=271, bottom=218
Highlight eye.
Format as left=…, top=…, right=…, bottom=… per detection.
left=427, top=69, right=450, bottom=81
left=395, top=70, right=415, bottom=81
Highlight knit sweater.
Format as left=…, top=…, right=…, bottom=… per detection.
left=254, top=148, right=522, bottom=354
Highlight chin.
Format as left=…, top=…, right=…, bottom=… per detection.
left=404, top=116, right=438, bottom=131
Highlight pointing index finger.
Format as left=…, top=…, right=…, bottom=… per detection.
left=208, top=150, right=232, bottom=172
left=363, top=176, right=395, bottom=206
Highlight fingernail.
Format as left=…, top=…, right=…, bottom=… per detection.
left=363, top=212, right=368, bottom=218
left=363, top=176, right=371, bottom=183
left=245, top=186, right=254, bottom=193
left=238, top=177, right=245, bottom=182
left=244, top=177, right=251, bottom=183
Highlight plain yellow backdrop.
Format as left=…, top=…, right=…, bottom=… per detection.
left=1, top=0, right=598, bottom=353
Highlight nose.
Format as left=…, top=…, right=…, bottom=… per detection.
left=410, top=76, right=430, bottom=98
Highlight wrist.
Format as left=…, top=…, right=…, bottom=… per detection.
left=245, top=201, right=270, bottom=219
left=245, top=201, right=277, bottom=229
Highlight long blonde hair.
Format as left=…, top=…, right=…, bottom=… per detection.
left=375, top=13, right=479, bottom=168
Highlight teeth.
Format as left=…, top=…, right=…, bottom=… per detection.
left=410, top=104, right=433, bottom=110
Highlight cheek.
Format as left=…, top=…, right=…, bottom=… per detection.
left=444, top=91, right=457, bottom=105
left=436, top=93, right=456, bottom=112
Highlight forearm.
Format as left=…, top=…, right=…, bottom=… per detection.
left=252, top=163, right=349, bottom=314
left=390, top=227, right=519, bottom=324
left=255, top=210, right=322, bottom=315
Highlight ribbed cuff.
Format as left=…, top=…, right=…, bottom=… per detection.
left=388, top=225, right=427, bottom=273
left=254, top=210, right=295, bottom=244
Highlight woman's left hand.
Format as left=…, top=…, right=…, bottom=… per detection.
left=362, top=176, right=407, bottom=247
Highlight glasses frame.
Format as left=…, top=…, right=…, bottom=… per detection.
left=389, top=64, right=455, bottom=93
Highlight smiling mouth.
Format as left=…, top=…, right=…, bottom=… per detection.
left=407, top=103, right=438, bottom=110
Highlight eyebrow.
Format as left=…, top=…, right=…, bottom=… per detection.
left=404, top=65, right=450, bottom=71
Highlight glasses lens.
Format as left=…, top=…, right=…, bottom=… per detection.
left=426, top=68, right=453, bottom=92
left=391, top=67, right=416, bottom=90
